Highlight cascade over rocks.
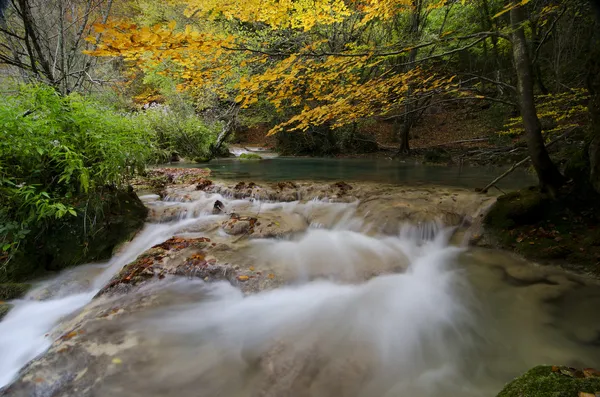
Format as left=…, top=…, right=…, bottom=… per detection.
left=0, top=175, right=499, bottom=397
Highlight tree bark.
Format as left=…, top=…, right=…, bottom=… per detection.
left=395, top=0, right=422, bottom=155
left=588, top=0, right=600, bottom=194
left=510, top=5, right=564, bottom=193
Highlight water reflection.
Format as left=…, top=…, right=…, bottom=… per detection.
left=169, top=157, right=536, bottom=190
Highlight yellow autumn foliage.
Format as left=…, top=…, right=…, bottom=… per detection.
left=88, top=0, right=459, bottom=135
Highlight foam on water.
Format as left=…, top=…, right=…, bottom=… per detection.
left=0, top=193, right=384, bottom=389
left=0, top=213, right=215, bottom=388
left=124, top=225, right=475, bottom=397
left=6, top=189, right=596, bottom=397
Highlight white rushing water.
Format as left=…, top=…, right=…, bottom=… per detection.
left=3, top=189, right=599, bottom=396
left=136, top=228, right=473, bottom=397
left=0, top=212, right=206, bottom=388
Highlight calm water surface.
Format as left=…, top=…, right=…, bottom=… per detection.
left=171, top=157, right=536, bottom=190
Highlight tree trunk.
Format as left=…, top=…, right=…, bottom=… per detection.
left=510, top=5, right=564, bottom=193
left=588, top=0, right=600, bottom=194
left=395, top=0, right=422, bottom=155
left=398, top=116, right=411, bottom=154
left=210, top=107, right=239, bottom=158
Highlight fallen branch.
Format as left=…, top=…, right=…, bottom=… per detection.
left=479, top=128, right=576, bottom=193
left=479, top=156, right=532, bottom=193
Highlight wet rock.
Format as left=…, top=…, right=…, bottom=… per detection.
left=97, top=237, right=213, bottom=296
left=331, top=181, right=353, bottom=195
left=0, top=303, right=13, bottom=320
left=496, top=365, right=600, bottom=397
left=275, top=181, right=297, bottom=190
left=195, top=178, right=213, bottom=191
left=213, top=200, right=225, bottom=214
left=222, top=214, right=257, bottom=236
left=2, top=189, right=147, bottom=283
left=0, top=283, right=31, bottom=300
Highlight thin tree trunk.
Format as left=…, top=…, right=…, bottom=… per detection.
left=588, top=0, right=600, bottom=194
left=396, top=0, right=422, bottom=155
left=510, top=4, right=564, bottom=193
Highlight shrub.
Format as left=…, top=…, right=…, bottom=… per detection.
left=0, top=84, right=152, bottom=273
left=135, top=105, right=221, bottom=163
left=239, top=153, right=263, bottom=160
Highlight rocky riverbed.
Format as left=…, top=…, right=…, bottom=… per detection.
left=2, top=173, right=600, bottom=397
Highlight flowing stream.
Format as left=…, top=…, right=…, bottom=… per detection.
left=1, top=177, right=600, bottom=396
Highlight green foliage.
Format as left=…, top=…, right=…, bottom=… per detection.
left=239, top=153, right=263, bottom=160
left=497, top=366, right=600, bottom=397
left=0, top=84, right=153, bottom=266
left=0, top=283, right=31, bottom=300
left=135, top=105, right=221, bottom=162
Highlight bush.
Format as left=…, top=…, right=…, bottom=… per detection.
left=135, top=105, right=221, bottom=163
left=239, top=153, right=263, bottom=160
left=0, top=84, right=152, bottom=275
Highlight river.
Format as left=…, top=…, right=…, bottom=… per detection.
left=0, top=160, right=598, bottom=397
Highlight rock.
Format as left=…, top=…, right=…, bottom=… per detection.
left=195, top=178, right=213, bottom=190
left=213, top=200, right=225, bottom=214
left=222, top=219, right=254, bottom=235
left=0, top=303, right=13, bottom=320
left=0, top=283, right=31, bottom=300
left=497, top=365, right=600, bottom=397
left=222, top=213, right=258, bottom=236
left=2, top=189, right=147, bottom=283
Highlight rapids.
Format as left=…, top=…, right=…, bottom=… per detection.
left=1, top=184, right=600, bottom=397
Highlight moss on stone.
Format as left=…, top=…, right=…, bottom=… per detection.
left=484, top=187, right=547, bottom=230
left=482, top=184, right=600, bottom=275
left=497, top=366, right=600, bottom=397
left=239, top=153, right=263, bottom=160
left=0, top=303, right=12, bottom=320
left=1, top=188, right=148, bottom=283
left=0, top=283, right=31, bottom=300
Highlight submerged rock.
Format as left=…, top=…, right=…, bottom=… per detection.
left=497, top=365, right=600, bottom=397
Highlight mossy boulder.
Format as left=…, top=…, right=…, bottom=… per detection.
left=239, top=153, right=263, bottom=160
left=0, top=303, right=13, bottom=320
left=497, top=365, right=600, bottom=397
left=484, top=187, right=547, bottom=230
left=2, top=188, right=148, bottom=282
left=483, top=185, right=600, bottom=275
left=0, top=283, right=31, bottom=300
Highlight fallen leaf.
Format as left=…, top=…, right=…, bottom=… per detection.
left=62, top=331, right=79, bottom=340
left=578, top=392, right=594, bottom=397
left=268, top=273, right=275, bottom=279
left=249, top=266, right=255, bottom=271
left=34, top=377, right=44, bottom=383
left=237, top=276, right=249, bottom=281
left=112, top=358, right=122, bottom=364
